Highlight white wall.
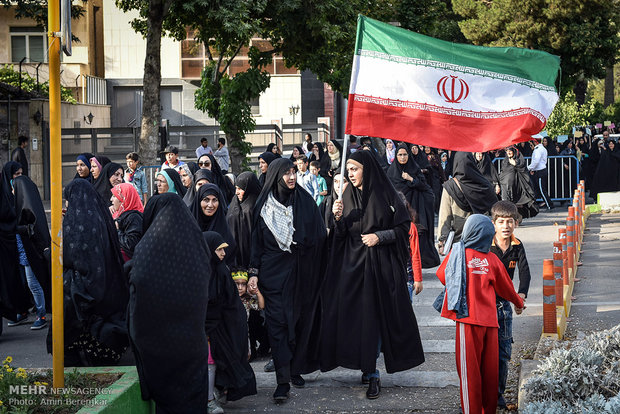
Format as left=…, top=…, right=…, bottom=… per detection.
left=257, top=75, right=302, bottom=125
left=103, top=0, right=180, bottom=79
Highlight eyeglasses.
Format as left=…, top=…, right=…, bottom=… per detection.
left=198, top=162, right=210, bottom=167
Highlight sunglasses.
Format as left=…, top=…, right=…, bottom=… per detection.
left=199, top=161, right=211, bottom=166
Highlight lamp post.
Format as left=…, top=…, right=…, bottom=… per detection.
left=289, top=104, right=299, bottom=145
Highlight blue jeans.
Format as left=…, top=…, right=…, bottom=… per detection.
left=24, top=265, right=46, bottom=318
left=497, top=298, right=513, bottom=399
left=363, top=337, right=382, bottom=379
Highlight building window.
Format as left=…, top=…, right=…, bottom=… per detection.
left=10, top=27, right=46, bottom=63
left=249, top=97, right=260, bottom=115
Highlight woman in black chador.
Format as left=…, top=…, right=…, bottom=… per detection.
left=192, top=183, right=237, bottom=264
left=499, top=146, right=539, bottom=219
left=226, top=172, right=262, bottom=268
left=321, top=150, right=425, bottom=400
left=387, top=144, right=440, bottom=268
left=59, top=179, right=128, bottom=366
left=128, top=193, right=210, bottom=413
left=203, top=231, right=257, bottom=403
left=248, top=158, right=326, bottom=403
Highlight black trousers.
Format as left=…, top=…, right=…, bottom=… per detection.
left=530, top=168, right=553, bottom=209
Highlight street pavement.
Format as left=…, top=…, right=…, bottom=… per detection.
left=1, top=208, right=618, bottom=413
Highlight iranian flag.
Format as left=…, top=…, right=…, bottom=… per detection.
left=345, top=16, right=561, bottom=152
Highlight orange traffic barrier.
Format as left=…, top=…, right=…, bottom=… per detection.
left=567, top=209, right=576, bottom=272
left=559, top=228, right=569, bottom=286
left=573, top=193, right=581, bottom=250
left=542, top=259, right=557, bottom=334
left=553, top=242, right=564, bottom=307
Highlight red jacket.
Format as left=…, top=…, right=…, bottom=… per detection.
left=436, top=249, right=524, bottom=328
left=409, top=222, right=423, bottom=282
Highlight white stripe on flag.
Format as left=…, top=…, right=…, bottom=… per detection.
left=350, top=54, right=558, bottom=117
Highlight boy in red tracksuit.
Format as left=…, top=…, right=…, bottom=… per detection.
left=436, top=214, right=525, bottom=414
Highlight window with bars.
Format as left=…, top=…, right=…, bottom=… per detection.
left=10, top=26, right=47, bottom=63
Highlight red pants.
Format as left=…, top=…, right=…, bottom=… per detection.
left=455, top=322, right=498, bottom=414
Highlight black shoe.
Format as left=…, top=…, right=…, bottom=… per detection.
left=291, top=375, right=305, bottom=388
left=366, top=377, right=380, bottom=399
left=273, top=383, right=290, bottom=403
left=361, top=373, right=370, bottom=385
left=264, top=358, right=275, bottom=372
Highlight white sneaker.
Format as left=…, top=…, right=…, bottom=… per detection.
left=208, top=399, right=224, bottom=414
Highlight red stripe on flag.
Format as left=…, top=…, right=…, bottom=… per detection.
left=345, top=94, right=545, bottom=152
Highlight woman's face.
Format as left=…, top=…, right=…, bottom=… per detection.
left=259, top=158, right=268, bottom=173
left=110, top=168, right=123, bottom=186
left=312, top=144, right=319, bottom=156
left=90, top=162, right=100, bottom=179
left=215, top=247, right=226, bottom=261
left=236, top=186, right=245, bottom=202
left=346, top=162, right=363, bottom=188
left=474, top=152, right=483, bottom=161
left=327, top=141, right=335, bottom=153
left=609, top=141, right=616, bottom=151
left=424, top=146, right=431, bottom=154
left=180, top=170, right=192, bottom=187
left=281, top=168, right=296, bottom=190
left=333, top=174, right=348, bottom=195
left=441, top=153, right=448, bottom=162
left=156, top=175, right=169, bottom=193
left=12, top=168, right=23, bottom=179
left=76, top=160, right=89, bottom=178
left=201, top=194, right=219, bottom=217
left=198, top=155, right=212, bottom=170
left=396, top=148, right=409, bottom=165
left=271, top=145, right=279, bottom=154
left=292, top=147, right=300, bottom=157
left=386, top=141, right=393, bottom=150
left=411, top=145, right=419, bottom=155
left=195, top=179, right=208, bottom=190
left=542, top=137, right=549, bottom=147
left=110, top=194, right=122, bottom=213
left=506, top=149, right=514, bottom=158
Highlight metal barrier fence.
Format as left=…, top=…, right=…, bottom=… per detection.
left=493, top=155, right=580, bottom=202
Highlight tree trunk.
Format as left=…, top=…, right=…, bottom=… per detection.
left=139, top=0, right=171, bottom=166
left=604, top=66, right=614, bottom=107
left=226, top=132, right=244, bottom=175
left=573, top=79, right=587, bottom=106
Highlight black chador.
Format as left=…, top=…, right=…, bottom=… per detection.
left=249, top=158, right=326, bottom=391
left=57, top=179, right=128, bottom=366
left=499, top=147, right=539, bottom=219
left=226, top=172, right=262, bottom=268
left=320, top=150, right=425, bottom=375
left=203, top=231, right=257, bottom=401
left=12, top=175, right=52, bottom=312
left=443, top=151, right=497, bottom=215
left=387, top=144, right=440, bottom=268
left=128, top=193, right=210, bottom=413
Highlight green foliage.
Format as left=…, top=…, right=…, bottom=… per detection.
left=398, top=0, right=466, bottom=43
left=0, top=64, right=76, bottom=103
left=452, top=0, right=620, bottom=91
left=195, top=47, right=270, bottom=167
left=546, top=91, right=605, bottom=137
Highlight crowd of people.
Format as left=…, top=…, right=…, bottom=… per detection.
left=0, top=129, right=617, bottom=413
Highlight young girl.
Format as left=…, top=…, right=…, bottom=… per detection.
left=232, top=271, right=265, bottom=318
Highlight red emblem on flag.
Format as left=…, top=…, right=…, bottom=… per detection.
left=437, top=75, right=470, bottom=103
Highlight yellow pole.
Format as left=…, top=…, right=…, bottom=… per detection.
left=48, top=0, right=64, bottom=389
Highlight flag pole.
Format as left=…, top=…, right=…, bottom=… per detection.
left=337, top=135, right=348, bottom=200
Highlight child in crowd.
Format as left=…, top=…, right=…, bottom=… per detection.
left=398, top=192, right=423, bottom=300
left=232, top=270, right=265, bottom=318
left=309, top=161, right=328, bottom=206
left=125, top=152, right=148, bottom=203
left=436, top=214, right=525, bottom=414
left=489, top=201, right=531, bottom=409
left=296, top=155, right=319, bottom=201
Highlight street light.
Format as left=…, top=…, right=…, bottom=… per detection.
left=289, top=104, right=300, bottom=145
left=289, top=104, right=299, bottom=124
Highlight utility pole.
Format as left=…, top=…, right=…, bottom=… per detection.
left=48, top=0, right=64, bottom=389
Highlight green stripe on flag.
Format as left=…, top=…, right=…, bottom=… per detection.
left=355, top=15, right=560, bottom=89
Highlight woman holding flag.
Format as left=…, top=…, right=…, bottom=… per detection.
left=320, top=150, right=424, bottom=399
